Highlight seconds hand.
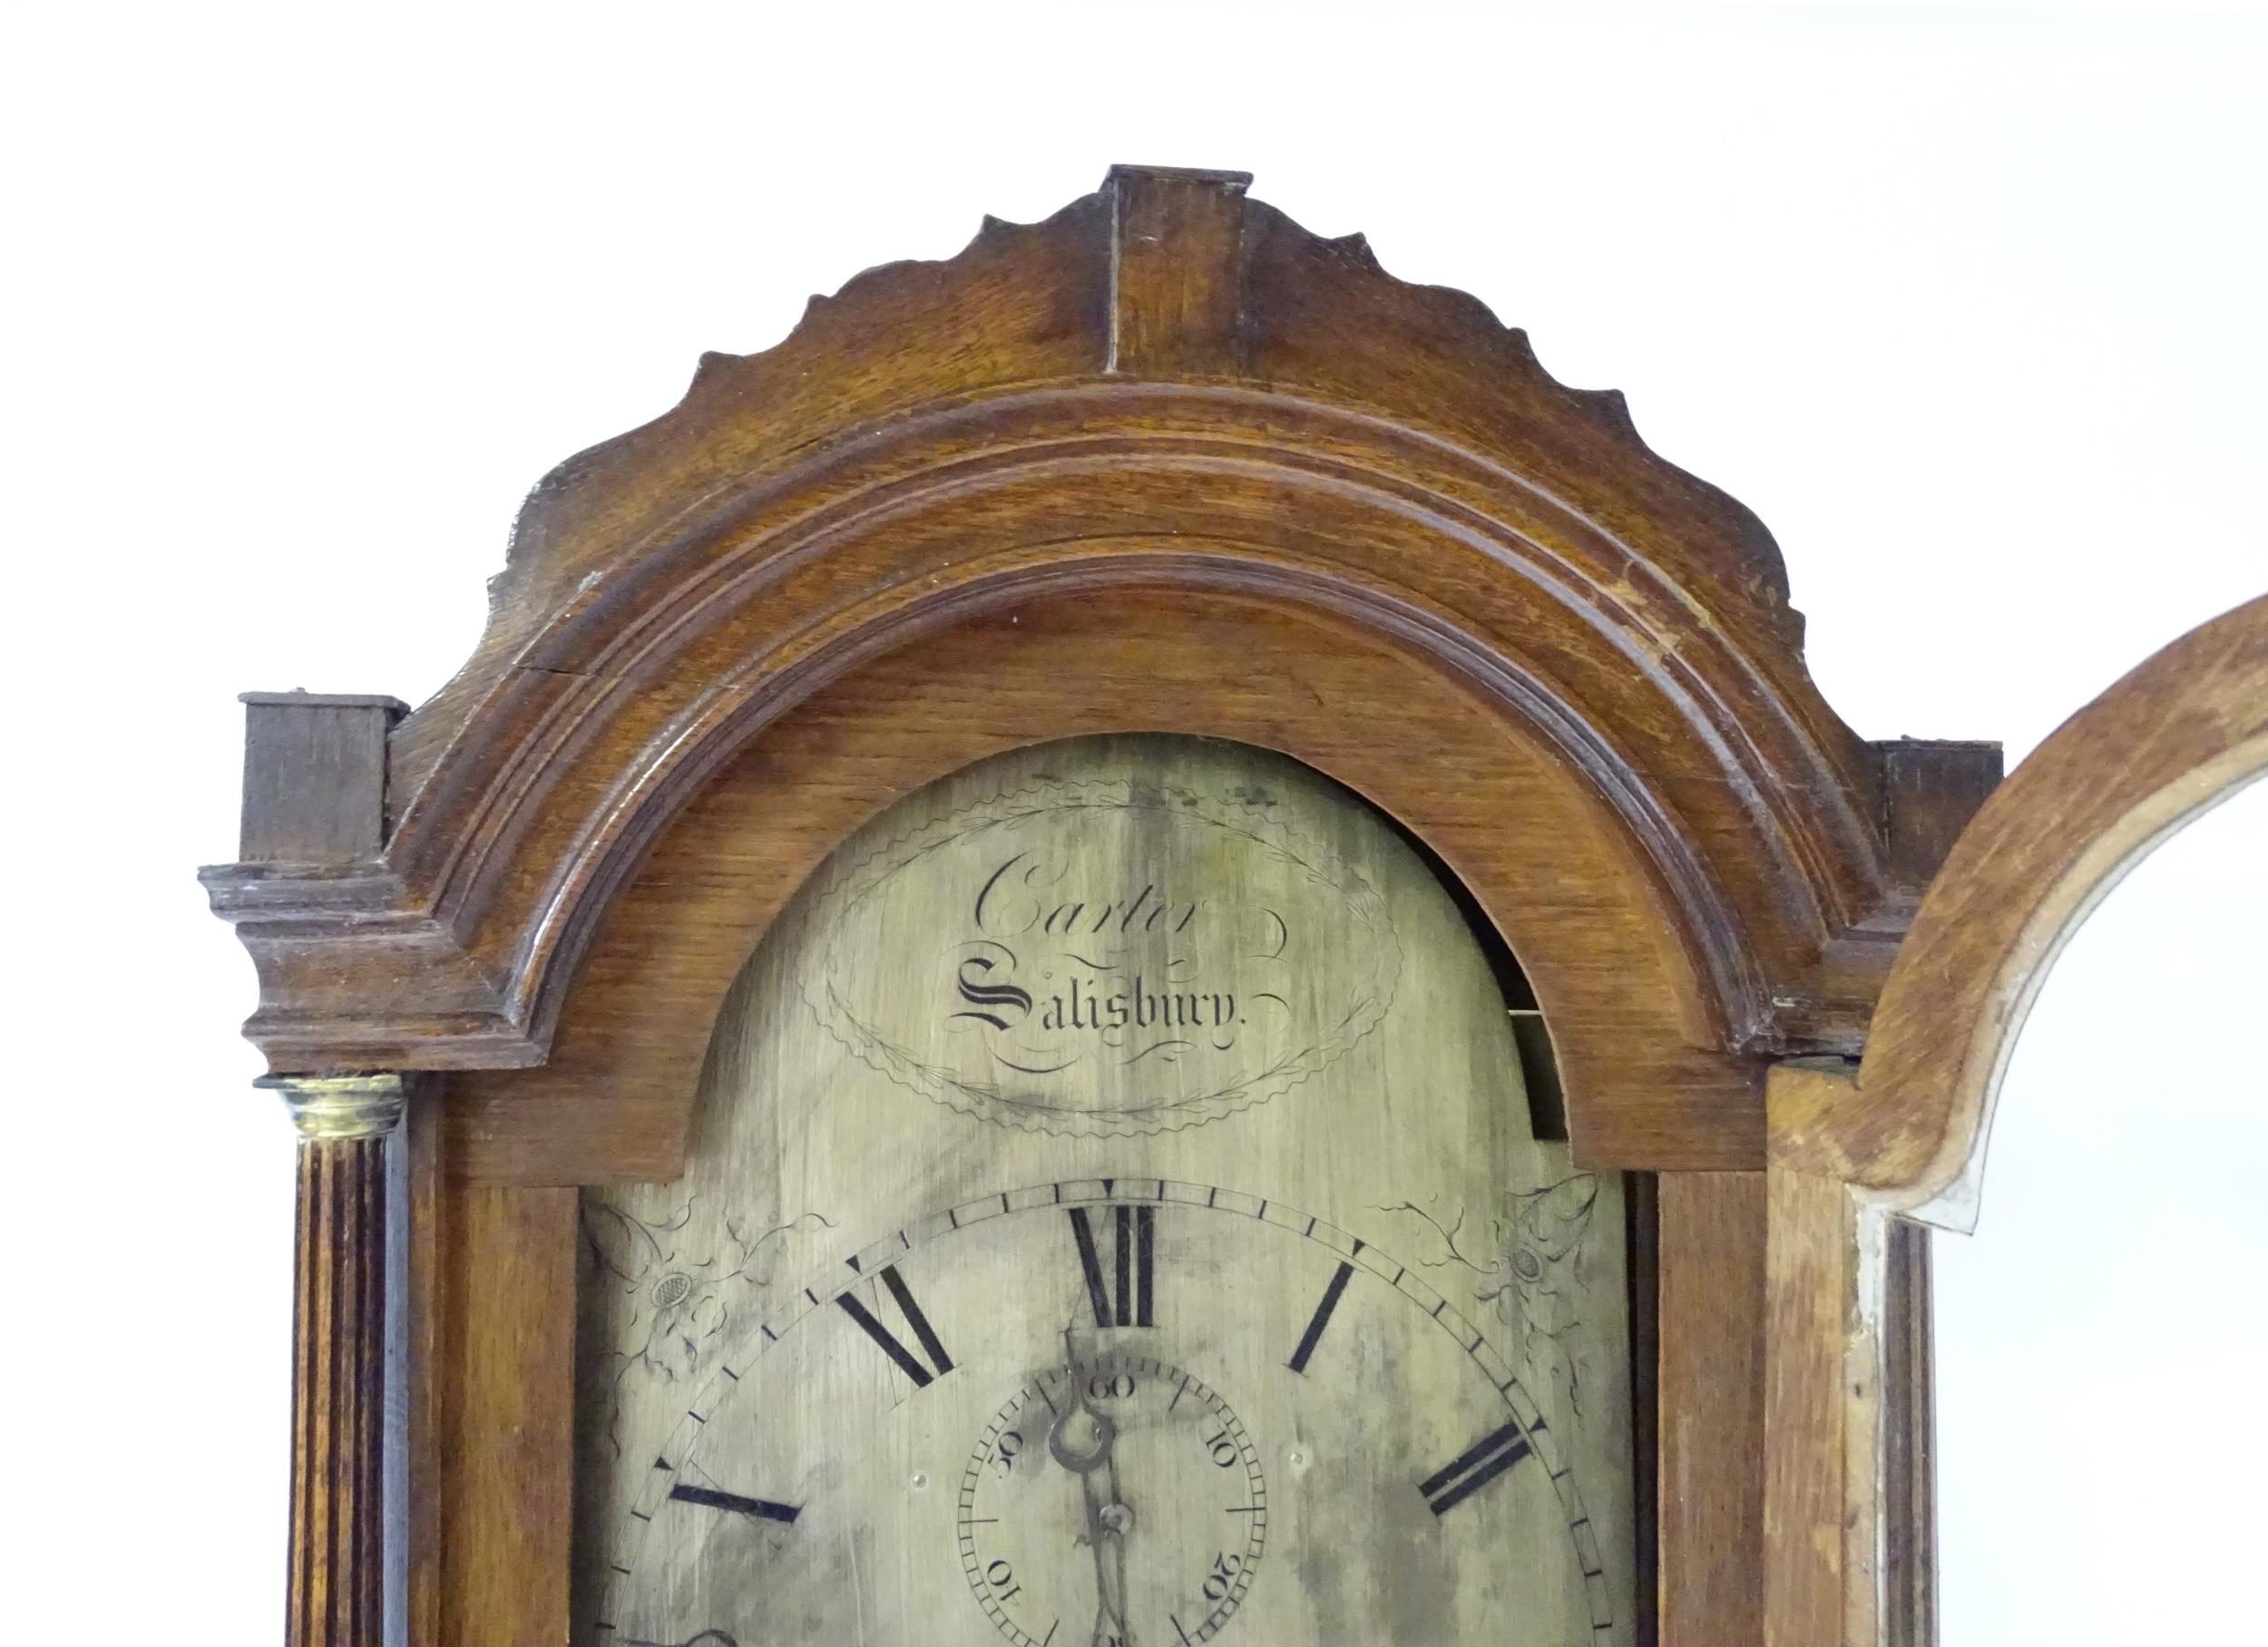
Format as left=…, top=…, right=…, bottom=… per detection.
left=1050, top=1325, right=1133, bottom=1646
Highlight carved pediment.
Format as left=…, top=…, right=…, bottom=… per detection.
left=207, top=168, right=1991, bottom=1171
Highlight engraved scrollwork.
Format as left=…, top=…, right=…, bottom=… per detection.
left=1382, top=1174, right=1602, bottom=1422
left=582, top=1196, right=834, bottom=1450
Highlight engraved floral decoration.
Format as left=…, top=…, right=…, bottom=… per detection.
left=1383, top=1174, right=1602, bottom=1420
left=582, top=1195, right=833, bottom=1451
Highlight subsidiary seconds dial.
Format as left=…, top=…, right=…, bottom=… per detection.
left=961, top=1353, right=1266, bottom=1647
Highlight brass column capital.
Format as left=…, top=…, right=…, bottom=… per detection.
left=259, top=1072, right=406, bottom=1142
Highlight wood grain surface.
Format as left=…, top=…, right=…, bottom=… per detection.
left=1656, top=1173, right=1765, bottom=1647
left=238, top=693, right=407, bottom=863
left=449, top=592, right=1762, bottom=1181
left=1795, top=590, right=2268, bottom=1223
left=243, top=695, right=408, bottom=1647
left=1761, top=1147, right=1856, bottom=1647
left=1756, top=586, right=2268, bottom=1647
left=202, top=168, right=1995, bottom=1107
left=1764, top=1058, right=1951, bottom=1647
left=289, top=1136, right=389, bottom=1647
left=435, top=1184, right=578, bottom=1647
left=399, top=1087, right=443, bottom=1647
left=201, top=166, right=2061, bottom=1647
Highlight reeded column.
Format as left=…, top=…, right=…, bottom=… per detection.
left=266, top=1073, right=406, bottom=1647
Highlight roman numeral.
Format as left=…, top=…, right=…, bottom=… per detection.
left=836, top=1264, right=953, bottom=1388
left=1070, top=1204, right=1154, bottom=1328
left=668, top=1482, right=801, bottom=1524
left=1286, top=1260, right=1354, bottom=1374
left=1419, top=1419, right=1532, bottom=1516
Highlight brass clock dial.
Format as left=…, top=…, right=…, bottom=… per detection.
left=574, top=736, right=1636, bottom=1646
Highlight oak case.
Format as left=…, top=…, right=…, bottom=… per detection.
left=205, top=166, right=2063, bottom=1647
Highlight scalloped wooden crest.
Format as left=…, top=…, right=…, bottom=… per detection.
left=207, top=167, right=1975, bottom=1164
left=412, top=164, right=1805, bottom=775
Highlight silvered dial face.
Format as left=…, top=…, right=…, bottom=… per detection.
left=575, top=736, right=1636, bottom=1647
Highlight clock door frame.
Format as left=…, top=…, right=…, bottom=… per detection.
left=205, top=166, right=2006, bottom=1647
left=1764, top=589, right=2268, bottom=1644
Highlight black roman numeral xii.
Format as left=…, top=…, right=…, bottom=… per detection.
left=1070, top=1204, right=1154, bottom=1328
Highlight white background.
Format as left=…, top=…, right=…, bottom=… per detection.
left=5, top=3, right=2263, bottom=1642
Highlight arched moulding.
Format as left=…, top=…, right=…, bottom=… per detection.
left=1773, top=590, right=2268, bottom=1221
left=203, top=165, right=1987, bottom=1178
left=443, top=589, right=1757, bottom=1179
left=1763, top=590, right=2268, bottom=1646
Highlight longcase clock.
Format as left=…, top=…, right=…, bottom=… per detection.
left=202, top=165, right=2268, bottom=1647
